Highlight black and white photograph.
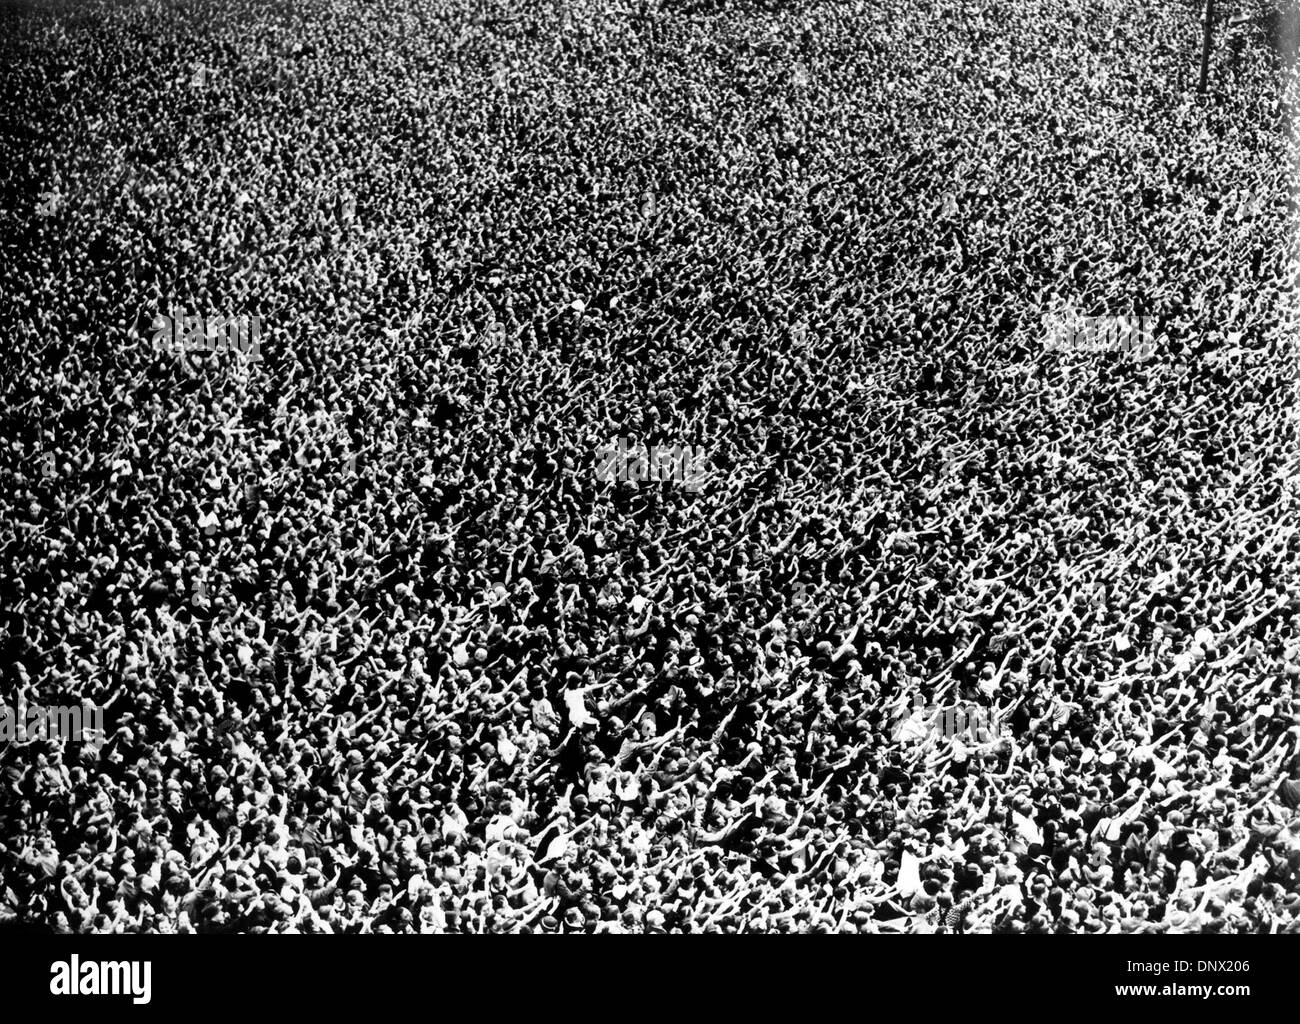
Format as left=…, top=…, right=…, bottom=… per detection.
left=0, top=0, right=1298, bottom=1000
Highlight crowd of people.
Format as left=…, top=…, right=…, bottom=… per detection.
left=2, top=0, right=1299, bottom=933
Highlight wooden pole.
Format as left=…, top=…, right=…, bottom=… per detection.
left=1198, top=0, right=1216, bottom=94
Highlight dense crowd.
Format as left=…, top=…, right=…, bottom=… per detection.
left=2, top=0, right=1299, bottom=933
